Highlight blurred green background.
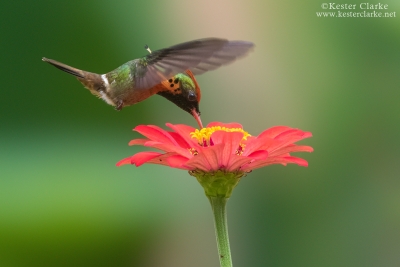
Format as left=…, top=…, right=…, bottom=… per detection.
left=1, top=0, right=399, bottom=266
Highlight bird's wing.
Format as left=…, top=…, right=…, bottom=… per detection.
left=190, top=40, right=254, bottom=75
left=134, top=38, right=254, bottom=89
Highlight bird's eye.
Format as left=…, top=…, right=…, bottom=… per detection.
left=187, top=92, right=197, bottom=101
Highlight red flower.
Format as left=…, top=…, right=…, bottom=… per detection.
left=117, top=122, right=313, bottom=173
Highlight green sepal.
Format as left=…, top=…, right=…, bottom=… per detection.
left=189, top=170, right=245, bottom=198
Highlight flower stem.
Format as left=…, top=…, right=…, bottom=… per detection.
left=209, top=196, right=233, bottom=267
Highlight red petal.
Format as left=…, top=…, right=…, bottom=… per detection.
left=198, top=145, right=223, bottom=171
left=247, top=150, right=269, bottom=160
left=242, top=135, right=274, bottom=156
left=184, top=155, right=211, bottom=172
left=283, top=156, right=309, bottom=166
left=128, top=139, right=148, bottom=146
left=226, top=156, right=253, bottom=172
left=268, top=132, right=313, bottom=153
left=274, top=129, right=299, bottom=139
left=275, top=130, right=312, bottom=141
left=144, top=141, right=192, bottom=158
left=166, top=155, right=190, bottom=169
left=145, top=152, right=188, bottom=169
left=257, top=126, right=292, bottom=139
left=269, top=145, right=314, bottom=157
left=207, top=122, right=243, bottom=129
left=130, top=151, right=163, bottom=167
left=185, top=144, right=224, bottom=172
left=211, top=131, right=243, bottom=167
left=169, top=132, right=191, bottom=149
left=135, top=125, right=177, bottom=146
left=166, top=123, right=199, bottom=148
left=241, top=156, right=309, bottom=172
left=116, top=156, right=133, bottom=166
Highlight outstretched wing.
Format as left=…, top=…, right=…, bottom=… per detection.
left=134, top=38, right=254, bottom=89
left=190, top=40, right=254, bottom=75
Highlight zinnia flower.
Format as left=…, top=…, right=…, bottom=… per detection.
left=117, top=122, right=313, bottom=182
left=117, top=121, right=313, bottom=267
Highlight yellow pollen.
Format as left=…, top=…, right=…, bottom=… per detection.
left=188, top=148, right=198, bottom=155
left=235, top=145, right=245, bottom=155
left=190, top=126, right=251, bottom=145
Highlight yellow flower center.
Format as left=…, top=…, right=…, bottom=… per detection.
left=190, top=126, right=251, bottom=146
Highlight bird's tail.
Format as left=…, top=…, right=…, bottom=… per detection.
left=42, top=56, right=106, bottom=100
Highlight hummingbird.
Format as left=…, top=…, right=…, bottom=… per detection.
left=42, top=38, right=254, bottom=127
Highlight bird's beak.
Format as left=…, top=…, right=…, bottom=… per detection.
left=191, top=109, right=203, bottom=129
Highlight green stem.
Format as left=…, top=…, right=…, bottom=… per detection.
left=209, top=196, right=233, bottom=267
